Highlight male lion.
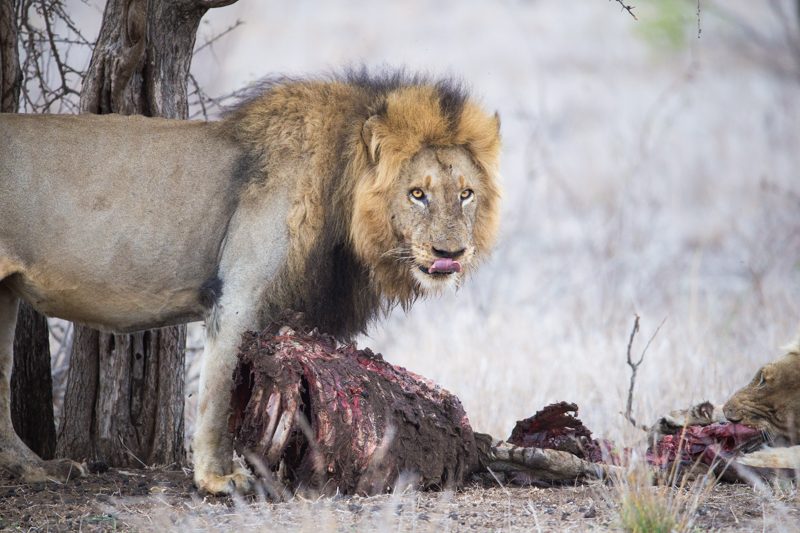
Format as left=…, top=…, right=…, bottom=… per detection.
left=0, top=71, right=501, bottom=494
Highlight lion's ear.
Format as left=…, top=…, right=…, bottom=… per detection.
left=493, top=111, right=501, bottom=133
left=361, top=115, right=381, bottom=164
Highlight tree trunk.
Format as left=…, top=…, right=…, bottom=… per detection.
left=58, top=328, right=186, bottom=466
left=57, top=0, right=236, bottom=467
left=11, top=306, right=56, bottom=460
left=1, top=0, right=57, bottom=460
left=0, top=0, right=21, bottom=111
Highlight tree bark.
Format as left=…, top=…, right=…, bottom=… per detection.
left=1, top=0, right=58, bottom=460
left=11, top=306, right=56, bottom=460
left=0, top=0, right=21, bottom=111
left=57, top=0, right=236, bottom=467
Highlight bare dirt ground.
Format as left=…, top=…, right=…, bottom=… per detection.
left=1, top=468, right=798, bottom=532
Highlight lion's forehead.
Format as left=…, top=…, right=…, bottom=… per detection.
left=733, top=359, right=800, bottom=404
left=769, top=354, right=800, bottom=382
left=722, top=349, right=800, bottom=442
left=403, top=147, right=482, bottom=188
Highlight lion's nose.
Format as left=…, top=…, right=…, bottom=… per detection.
left=723, top=406, right=742, bottom=423
left=432, top=246, right=466, bottom=259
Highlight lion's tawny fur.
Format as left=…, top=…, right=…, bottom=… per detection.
left=0, top=70, right=501, bottom=493
left=723, top=336, right=800, bottom=442
left=224, top=72, right=501, bottom=337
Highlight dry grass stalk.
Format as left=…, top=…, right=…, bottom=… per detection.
left=615, top=456, right=717, bottom=533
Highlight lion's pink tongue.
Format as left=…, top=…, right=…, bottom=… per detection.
left=428, top=258, right=462, bottom=274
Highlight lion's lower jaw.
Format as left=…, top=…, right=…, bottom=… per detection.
left=411, top=268, right=460, bottom=295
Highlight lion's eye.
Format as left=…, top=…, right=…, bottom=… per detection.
left=410, top=188, right=426, bottom=201
left=460, top=189, right=474, bottom=201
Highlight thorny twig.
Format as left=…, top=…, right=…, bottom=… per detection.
left=188, top=19, right=245, bottom=119
left=697, top=0, right=702, bottom=39
left=16, top=0, right=92, bottom=113
left=624, top=314, right=667, bottom=430
left=187, top=75, right=250, bottom=120
left=16, top=1, right=244, bottom=118
left=193, top=19, right=243, bottom=57
left=188, top=83, right=250, bottom=120
left=187, top=73, right=208, bottom=119
left=612, top=0, right=637, bottom=21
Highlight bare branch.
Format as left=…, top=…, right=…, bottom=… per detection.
left=187, top=17, right=244, bottom=120
left=696, top=0, right=702, bottom=39
left=187, top=73, right=207, bottom=120
left=40, top=0, right=77, bottom=103
left=187, top=85, right=247, bottom=119
left=196, top=0, right=239, bottom=8
left=624, top=314, right=642, bottom=429
left=193, top=19, right=242, bottom=56
left=612, top=0, right=637, bottom=21
left=16, top=0, right=93, bottom=113
left=0, top=0, right=22, bottom=112
left=624, top=315, right=667, bottom=430
left=625, top=314, right=641, bottom=368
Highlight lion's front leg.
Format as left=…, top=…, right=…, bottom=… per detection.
left=193, top=189, right=290, bottom=495
left=193, top=305, right=257, bottom=495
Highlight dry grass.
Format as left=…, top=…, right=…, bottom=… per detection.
left=614, top=458, right=716, bottom=532
left=3, top=472, right=787, bottom=532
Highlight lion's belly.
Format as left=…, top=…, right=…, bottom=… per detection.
left=5, top=269, right=206, bottom=333
left=2, top=210, right=223, bottom=332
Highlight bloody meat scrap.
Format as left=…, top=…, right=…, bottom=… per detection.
left=647, top=422, right=763, bottom=468
left=506, top=402, right=767, bottom=476
left=508, top=402, right=615, bottom=463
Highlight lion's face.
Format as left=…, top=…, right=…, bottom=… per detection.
left=723, top=346, right=800, bottom=443
left=349, top=89, right=501, bottom=304
left=384, top=146, right=488, bottom=293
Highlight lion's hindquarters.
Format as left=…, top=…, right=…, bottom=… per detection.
left=0, top=114, right=248, bottom=331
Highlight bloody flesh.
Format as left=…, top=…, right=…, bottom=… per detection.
left=648, top=423, right=763, bottom=467
left=508, top=402, right=617, bottom=464
left=230, top=317, right=479, bottom=495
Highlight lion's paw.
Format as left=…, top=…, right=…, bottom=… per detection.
left=0, top=432, right=88, bottom=484
left=195, top=466, right=254, bottom=495
left=15, top=458, right=87, bottom=484
left=41, top=458, right=88, bottom=482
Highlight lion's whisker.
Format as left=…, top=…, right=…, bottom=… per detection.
left=380, top=246, right=413, bottom=260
